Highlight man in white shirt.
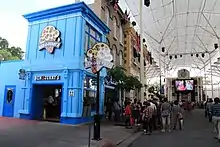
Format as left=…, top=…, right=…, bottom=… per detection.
left=150, top=102, right=157, bottom=109
left=149, top=99, right=157, bottom=130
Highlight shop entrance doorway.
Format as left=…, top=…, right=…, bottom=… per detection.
left=31, top=84, right=62, bottom=122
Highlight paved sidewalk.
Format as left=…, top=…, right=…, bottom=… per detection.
left=0, top=118, right=134, bottom=147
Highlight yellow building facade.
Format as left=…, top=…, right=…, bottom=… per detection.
left=124, top=23, right=150, bottom=99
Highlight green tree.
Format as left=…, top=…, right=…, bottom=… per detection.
left=108, top=66, right=142, bottom=92
left=6, top=47, right=24, bottom=59
left=108, top=66, right=127, bottom=84
left=0, top=49, right=20, bottom=60
left=124, top=76, right=142, bottom=92
left=0, top=37, right=9, bottom=49
left=0, top=37, right=24, bottom=60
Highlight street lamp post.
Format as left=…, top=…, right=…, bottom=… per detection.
left=164, top=57, right=166, bottom=97
left=197, top=77, right=199, bottom=102
left=200, top=74, right=203, bottom=102
left=204, top=66, right=206, bottom=100
left=159, top=53, right=162, bottom=94
left=139, top=0, right=145, bottom=102
left=209, top=53, right=214, bottom=99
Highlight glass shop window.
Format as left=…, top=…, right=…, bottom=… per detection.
left=90, top=28, right=96, bottom=38
left=84, top=76, right=97, bottom=90
left=84, top=33, right=89, bottom=54
left=85, top=24, right=102, bottom=51
left=83, top=76, right=98, bottom=117
left=85, top=24, right=89, bottom=33
left=89, top=37, right=96, bottom=48
left=83, top=89, right=97, bottom=117
left=96, top=35, right=101, bottom=42
left=6, top=89, right=13, bottom=103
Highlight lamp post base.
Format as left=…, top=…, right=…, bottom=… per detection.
left=92, top=114, right=102, bottom=141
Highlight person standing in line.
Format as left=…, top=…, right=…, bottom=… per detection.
left=142, top=102, right=154, bottom=135
left=172, top=100, right=184, bottom=130
left=149, top=99, right=157, bottom=130
left=131, top=99, right=141, bottom=126
left=206, top=99, right=214, bottom=122
left=105, top=98, right=113, bottom=121
left=210, top=97, right=220, bottom=141
left=125, top=101, right=132, bottom=128
left=157, top=100, right=163, bottom=129
left=113, top=100, right=121, bottom=122
left=161, top=98, right=171, bottom=132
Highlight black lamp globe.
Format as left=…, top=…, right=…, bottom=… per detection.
left=132, top=21, right=136, bottom=26
left=214, top=43, right=218, bottom=49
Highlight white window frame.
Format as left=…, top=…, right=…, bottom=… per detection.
left=119, top=25, right=123, bottom=43
left=105, top=8, right=110, bottom=27
left=119, top=52, right=123, bottom=65
left=113, top=17, right=117, bottom=39
left=113, top=50, right=117, bottom=65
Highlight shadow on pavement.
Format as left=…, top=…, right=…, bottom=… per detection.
left=0, top=118, right=134, bottom=147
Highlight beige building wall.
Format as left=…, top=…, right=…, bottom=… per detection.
left=89, top=0, right=125, bottom=67
left=124, top=23, right=149, bottom=100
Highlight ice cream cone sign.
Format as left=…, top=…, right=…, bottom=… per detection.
left=85, top=42, right=114, bottom=73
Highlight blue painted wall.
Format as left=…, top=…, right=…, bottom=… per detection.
left=24, top=14, right=85, bottom=69
left=0, top=61, right=24, bottom=118
left=0, top=2, right=110, bottom=125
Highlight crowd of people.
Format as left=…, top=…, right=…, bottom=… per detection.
left=204, top=97, right=220, bottom=141
left=124, top=98, right=185, bottom=135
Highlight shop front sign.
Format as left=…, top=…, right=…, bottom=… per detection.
left=39, top=25, right=62, bottom=54
left=85, top=42, right=113, bottom=73
left=35, top=75, right=61, bottom=81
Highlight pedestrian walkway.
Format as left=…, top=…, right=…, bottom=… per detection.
left=129, top=109, right=220, bottom=147
left=0, top=118, right=133, bottom=147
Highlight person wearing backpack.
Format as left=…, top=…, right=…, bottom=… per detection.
left=160, top=98, right=171, bottom=132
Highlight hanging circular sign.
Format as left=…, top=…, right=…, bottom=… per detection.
left=85, top=42, right=114, bottom=73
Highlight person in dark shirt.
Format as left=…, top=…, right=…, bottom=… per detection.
left=132, top=99, right=141, bottom=126
left=142, top=102, right=154, bottom=135
left=211, top=97, right=220, bottom=141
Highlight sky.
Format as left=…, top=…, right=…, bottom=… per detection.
left=1, top=0, right=218, bottom=89
left=0, top=0, right=96, bottom=49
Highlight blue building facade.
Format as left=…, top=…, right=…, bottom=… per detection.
left=0, top=2, right=110, bottom=125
